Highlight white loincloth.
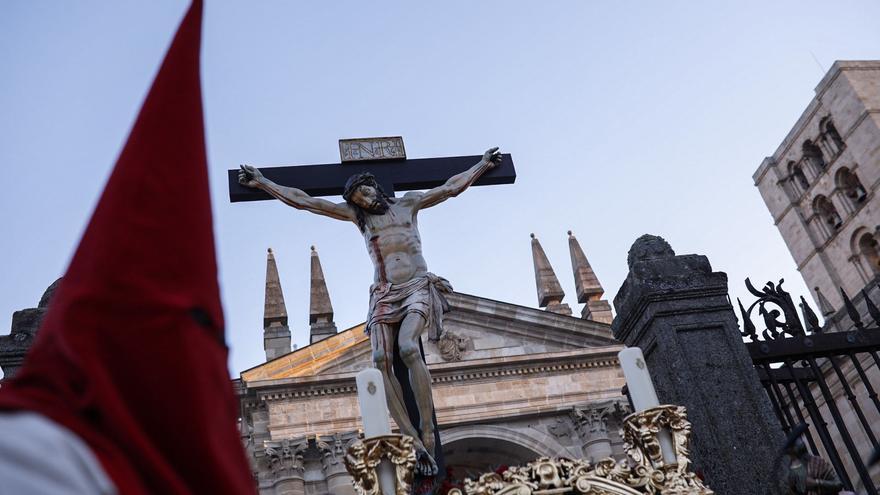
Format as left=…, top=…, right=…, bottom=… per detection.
left=366, top=273, right=452, bottom=341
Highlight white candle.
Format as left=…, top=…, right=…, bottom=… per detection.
left=355, top=369, right=396, bottom=495
left=618, top=347, right=660, bottom=411
left=356, top=369, right=392, bottom=436
left=617, top=347, right=678, bottom=465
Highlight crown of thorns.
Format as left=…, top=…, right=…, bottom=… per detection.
left=342, top=172, right=383, bottom=202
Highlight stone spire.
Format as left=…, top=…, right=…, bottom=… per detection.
left=309, top=246, right=337, bottom=344
left=530, top=233, right=571, bottom=315
left=263, top=248, right=291, bottom=361
left=814, top=286, right=835, bottom=317
left=568, top=231, right=613, bottom=324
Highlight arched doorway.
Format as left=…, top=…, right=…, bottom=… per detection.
left=442, top=436, right=542, bottom=485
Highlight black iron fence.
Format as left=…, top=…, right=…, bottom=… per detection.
left=738, top=279, right=880, bottom=494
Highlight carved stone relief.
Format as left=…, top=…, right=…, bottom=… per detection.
left=571, top=399, right=631, bottom=461
left=316, top=431, right=361, bottom=473
left=438, top=330, right=470, bottom=361
left=546, top=416, right=575, bottom=439
left=262, top=437, right=308, bottom=480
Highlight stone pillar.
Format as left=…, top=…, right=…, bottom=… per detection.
left=582, top=300, right=614, bottom=324
left=249, top=405, right=276, bottom=494
left=261, top=438, right=307, bottom=495
left=309, top=246, right=338, bottom=344
left=572, top=399, right=629, bottom=462
left=530, top=233, right=572, bottom=315
left=611, top=235, right=782, bottom=495
left=263, top=248, right=292, bottom=361
left=273, top=478, right=304, bottom=495
left=575, top=408, right=612, bottom=461
left=568, top=231, right=614, bottom=324
left=0, top=278, right=60, bottom=379
left=317, top=432, right=357, bottom=495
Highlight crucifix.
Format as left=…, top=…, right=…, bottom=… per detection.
left=228, top=137, right=516, bottom=486
left=228, top=138, right=516, bottom=202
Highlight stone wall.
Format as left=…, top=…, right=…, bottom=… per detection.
left=0, top=279, right=60, bottom=379
left=242, top=345, right=627, bottom=494
left=753, top=60, right=880, bottom=488
left=754, top=61, right=880, bottom=311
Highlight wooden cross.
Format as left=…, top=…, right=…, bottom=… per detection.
left=227, top=150, right=516, bottom=202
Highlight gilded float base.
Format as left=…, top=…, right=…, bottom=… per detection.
left=345, top=405, right=713, bottom=495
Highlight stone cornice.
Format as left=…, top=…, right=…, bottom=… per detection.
left=815, top=61, right=880, bottom=98
left=448, top=292, right=615, bottom=346
left=612, top=288, right=732, bottom=347
left=429, top=346, right=621, bottom=376
left=242, top=345, right=623, bottom=404
left=432, top=352, right=621, bottom=386
left=612, top=255, right=732, bottom=346
left=444, top=293, right=616, bottom=347
left=754, top=61, right=880, bottom=184
left=612, top=253, right=730, bottom=342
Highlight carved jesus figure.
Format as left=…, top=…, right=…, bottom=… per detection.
left=238, top=147, right=502, bottom=476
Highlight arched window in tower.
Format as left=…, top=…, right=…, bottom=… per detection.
left=802, top=140, right=826, bottom=172
left=836, top=167, right=867, bottom=205
left=813, top=195, right=842, bottom=230
left=788, top=161, right=809, bottom=194
left=820, top=117, right=846, bottom=156
left=858, top=232, right=880, bottom=275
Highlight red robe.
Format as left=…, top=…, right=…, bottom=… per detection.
left=0, top=2, right=255, bottom=493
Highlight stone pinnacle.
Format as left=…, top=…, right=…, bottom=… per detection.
left=530, top=233, right=571, bottom=315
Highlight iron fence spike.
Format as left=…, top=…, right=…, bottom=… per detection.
left=862, top=289, right=880, bottom=326
left=800, top=296, right=821, bottom=334
left=737, top=297, right=756, bottom=339
left=841, top=287, right=863, bottom=329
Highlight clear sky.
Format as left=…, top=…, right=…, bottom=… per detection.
left=2, top=1, right=879, bottom=377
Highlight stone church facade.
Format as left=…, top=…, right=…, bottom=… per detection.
left=754, top=59, right=880, bottom=485
left=0, top=232, right=629, bottom=495
left=754, top=60, right=880, bottom=319
left=236, top=232, right=628, bottom=494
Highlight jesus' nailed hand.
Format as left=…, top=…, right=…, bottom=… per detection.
left=238, top=147, right=501, bottom=477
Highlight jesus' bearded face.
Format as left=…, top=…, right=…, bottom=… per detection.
left=350, top=185, right=388, bottom=214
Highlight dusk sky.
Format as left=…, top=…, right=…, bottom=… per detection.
left=2, top=1, right=880, bottom=376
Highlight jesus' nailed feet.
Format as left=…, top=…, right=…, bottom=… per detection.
left=415, top=429, right=437, bottom=477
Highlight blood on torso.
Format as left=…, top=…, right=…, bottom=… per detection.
left=361, top=198, right=428, bottom=285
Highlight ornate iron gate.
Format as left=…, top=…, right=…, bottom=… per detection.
left=738, top=279, right=880, bottom=494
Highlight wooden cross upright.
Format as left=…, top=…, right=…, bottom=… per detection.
left=227, top=137, right=516, bottom=202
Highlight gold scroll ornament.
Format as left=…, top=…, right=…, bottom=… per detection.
left=344, top=434, right=417, bottom=495
left=345, top=405, right=713, bottom=495
left=453, top=405, right=712, bottom=495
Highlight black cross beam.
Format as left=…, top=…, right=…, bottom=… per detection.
left=227, top=154, right=516, bottom=202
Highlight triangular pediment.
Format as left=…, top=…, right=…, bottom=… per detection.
left=241, top=292, right=616, bottom=382
left=241, top=323, right=370, bottom=382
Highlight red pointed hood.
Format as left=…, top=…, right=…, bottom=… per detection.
left=0, top=2, right=254, bottom=493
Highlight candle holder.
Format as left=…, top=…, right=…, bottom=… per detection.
left=619, top=405, right=710, bottom=494
left=441, top=405, right=713, bottom=495
left=343, top=434, right=417, bottom=495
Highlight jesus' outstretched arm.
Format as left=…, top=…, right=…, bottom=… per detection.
left=413, top=147, right=502, bottom=209
left=238, top=165, right=354, bottom=221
